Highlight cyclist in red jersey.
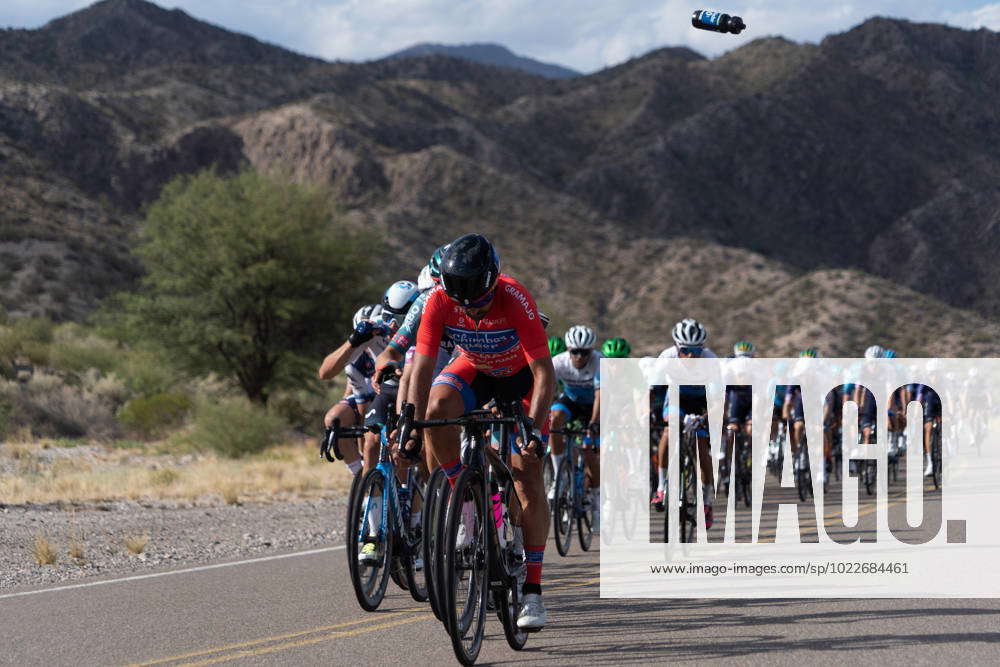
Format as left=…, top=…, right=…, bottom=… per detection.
left=406, top=233, right=555, bottom=631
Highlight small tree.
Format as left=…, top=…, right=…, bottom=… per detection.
left=110, top=169, right=375, bottom=404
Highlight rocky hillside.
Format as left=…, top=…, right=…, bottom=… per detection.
left=1, top=0, right=998, bottom=357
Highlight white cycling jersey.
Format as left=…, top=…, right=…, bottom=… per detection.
left=345, top=336, right=389, bottom=398
left=552, top=350, right=602, bottom=404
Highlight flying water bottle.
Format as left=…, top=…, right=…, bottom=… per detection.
left=692, top=9, right=747, bottom=35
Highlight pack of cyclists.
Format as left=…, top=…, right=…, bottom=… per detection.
left=318, top=232, right=947, bottom=639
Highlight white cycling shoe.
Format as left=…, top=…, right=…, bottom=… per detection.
left=517, top=593, right=547, bottom=630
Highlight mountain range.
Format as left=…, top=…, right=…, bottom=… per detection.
left=382, top=43, right=580, bottom=79
left=1, top=0, right=999, bottom=357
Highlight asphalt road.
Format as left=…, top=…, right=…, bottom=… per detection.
left=3, top=460, right=999, bottom=666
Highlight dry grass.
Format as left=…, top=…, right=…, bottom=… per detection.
left=0, top=442, right=353, bottom=505
left=220, top=484, right=240, bottom=505
left=68, top=540, right=85, bottom=561
left=33, top=535, right=58, bottom=565
left=124, top=535, right=149, bottom=555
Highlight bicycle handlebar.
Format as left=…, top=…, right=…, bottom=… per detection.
left=396, top=402, right=541, bottom=459
left=320, top=418, right=370, bottom=462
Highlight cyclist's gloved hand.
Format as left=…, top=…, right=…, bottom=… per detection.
left=587, top=421, right=600, bottom=437
left=520, top=427, right=544, bottom=458
left=398, top=431, right=423, bottom=463
left=348, top=320, right=375, bottom=347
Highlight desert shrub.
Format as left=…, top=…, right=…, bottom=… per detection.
left=48, top=325, right=121, bottom=375
left=119, top=393, right=193, bottom=439
left=115, top=346, right=183, bottom=398
left=2, top=371, right=125, bottom=439
left=189, top=396, right=286, bottom=458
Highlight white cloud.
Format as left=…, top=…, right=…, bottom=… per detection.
left=948, top=2, right=1000, bottom=29
left=1, top=0, right=997, bottom=72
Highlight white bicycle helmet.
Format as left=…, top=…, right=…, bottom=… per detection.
left=864, top=345, right=884, bottom=359
left=382, top=280, right=420, bottom=316
left=416, top=265, right=435, bottom=292
left=352, top=304, right=378, bottom=328
left=672, top=318, right=707, bottom=347
left=564, top=325, right=597, bottom=350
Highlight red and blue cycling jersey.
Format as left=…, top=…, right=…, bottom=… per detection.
left=415, top=275, right=549, bottom=377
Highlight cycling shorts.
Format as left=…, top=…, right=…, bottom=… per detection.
left=432, top=356, right=548, bottom=455
left=363, top=389, right=398, bottom=431
left=551, top=394, right=594, bottom=425
left=338, top=392, right=374, bottom=422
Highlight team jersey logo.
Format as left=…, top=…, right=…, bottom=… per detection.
left=444, top=326, right=520, bottom=354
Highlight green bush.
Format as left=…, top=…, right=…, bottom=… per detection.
left=119, top=393, right=194, bottom=440
left=116, top=346, right=183, bottom=397
left=268, top=388, right=333, bottom=434
left=190, top=397, right=286, bottom=458
left=48, top=341, right=120, bottom=376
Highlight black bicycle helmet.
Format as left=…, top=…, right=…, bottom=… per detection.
left=439, top=234, right=500, bottom=306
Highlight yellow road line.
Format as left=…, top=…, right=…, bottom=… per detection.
left=147, top=573, right=602, bottom=666
left=178, top=613, right=433, bottom=666
left=134, top=609, right=424, bottom=666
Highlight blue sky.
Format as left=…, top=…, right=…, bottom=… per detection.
left=4, top=0, right=1000, bottom=72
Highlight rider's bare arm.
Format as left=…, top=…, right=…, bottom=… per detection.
left=319, top=341, right=357, bottom=380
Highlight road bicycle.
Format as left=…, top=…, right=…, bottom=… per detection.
left=550, top=423, right=595, bottom=556
left=721, top=426, right=752, bottom=508
left=664, top=413, right=702, bottom=543
left=326, top=406, right=427, bottom=611
left=397, top=401, right=534, bottom=665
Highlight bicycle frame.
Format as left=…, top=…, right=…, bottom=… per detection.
left=357, top=418, right=418, bottom=560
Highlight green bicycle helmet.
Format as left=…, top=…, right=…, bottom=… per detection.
left=601, top=337, right=631, bottom=358
left=548, top=335, right=567, bottom=356
left=733, top=341, right=755, bottom=358
left=799, top=348, right=819, bottom=358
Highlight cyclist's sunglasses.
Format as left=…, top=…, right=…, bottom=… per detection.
left=570, top=348, right=592, bottom=357
left=466, top=288, right=496, bottom=309
left=679, top=346, right=703, bottom=357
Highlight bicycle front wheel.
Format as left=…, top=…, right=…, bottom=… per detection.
left=347, top=469, right=392, bottom=612
left=423, top=467, right=448, bottom=620
left=443, top=468, right=488, bottom=665
left=553, top=458, right=573, bottom=556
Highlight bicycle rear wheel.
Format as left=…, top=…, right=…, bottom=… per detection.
left=553, top=458, right=573, bottom=556
left=347, top=469, right=392, bottom=612
left=403, top=470, right=428, bottom=602
left=443, top=468, right=488, bottom=666
left=495, top=586, right=528, bottom=650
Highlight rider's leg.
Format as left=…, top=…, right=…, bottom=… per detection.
left=656, top=424, right=669, bottom=499
left=512, top=447, right=548, bottom=593
left=424, top=383, right=466, bottom=485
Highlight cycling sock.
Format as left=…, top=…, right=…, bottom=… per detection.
left=551, top=452, right=562, bottom=473
left=347, top=460, right=362, bottom=476
left=702, top=483, right=712, bottom=507
left=443, top=457, right=463, bottom=488
left=658, top=468, right=667, bottom=493
left=524, top=544, right=544, bottom=593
